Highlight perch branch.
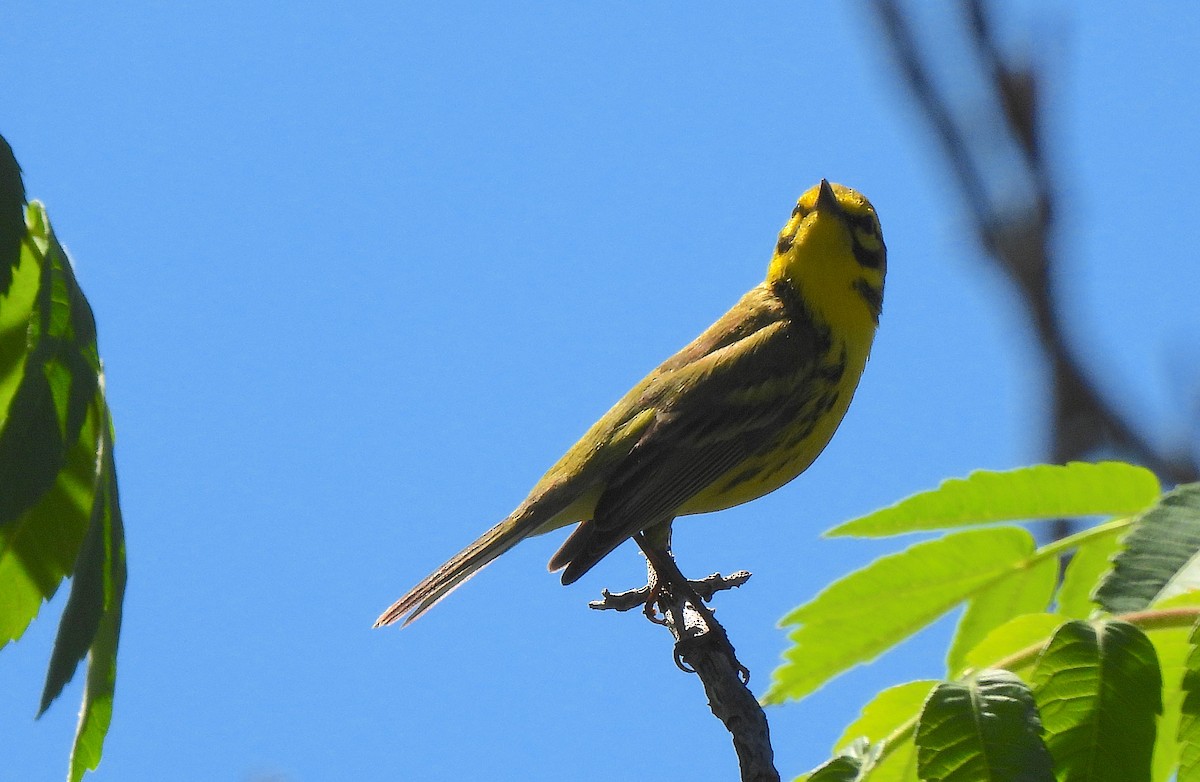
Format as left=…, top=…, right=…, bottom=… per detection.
left=591, top=536, right=779, bottom=782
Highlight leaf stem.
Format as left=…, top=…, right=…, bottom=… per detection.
left=1029, top=516, right=1131, bottom=563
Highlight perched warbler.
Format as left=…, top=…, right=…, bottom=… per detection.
left=376, top=179, right=885, bottom=627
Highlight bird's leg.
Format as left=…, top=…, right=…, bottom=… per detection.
left=585, top=526, right=673, bottom=617
left=634, top=524, right=674, bottom=625
left=641, top=553, right=668, bottom=625
left=633, top=532, right=751, bottom=683
left=587, top=530, right=751, bottom=617
left=587, top=534, right=752, bottom=680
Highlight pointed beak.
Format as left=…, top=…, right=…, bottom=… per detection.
left=814, top=178, right=840, bottom=214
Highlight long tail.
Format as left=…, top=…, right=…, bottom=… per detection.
left=373, top=513, right=541, bottom=627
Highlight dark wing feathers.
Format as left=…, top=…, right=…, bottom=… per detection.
left=557, top=426, right=762, bottom=584
left=554, top=288, right=825, bottom=583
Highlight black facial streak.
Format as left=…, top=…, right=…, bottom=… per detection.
left=773, top=278, right=834, bottom=359
left=851, top=241, right=885, bottom=270
left=853, top=279, right=884, bottom=323
left=776, top=234, right=795, bottom=254
left=844, top=212, right=879, bottom=235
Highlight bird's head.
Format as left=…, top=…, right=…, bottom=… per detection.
left=767, top=179, right=886, bottom=330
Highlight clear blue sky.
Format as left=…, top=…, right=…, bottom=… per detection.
left=3, top=3, right=1198, bottom=780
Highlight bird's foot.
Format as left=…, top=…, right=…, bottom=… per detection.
left=587, top=570, right=751, bottom=614
left=587, top=569, right=672, bottom=625
left=589, top=536, right=752, bottom=683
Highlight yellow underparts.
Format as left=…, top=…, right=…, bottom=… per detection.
left=679, top=336, right=868, bottom=514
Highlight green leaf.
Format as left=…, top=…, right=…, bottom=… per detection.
left=0, top=204, right=102, bottom=648
left=1145, top=622, right=1192, bottom=782
left=0, top=199, right=126, bottom=780
left=1178, top=618, right=1200, bottom=781
left=66, top=424, right=125, bottom=782
left=948, top=554, right=1057, bottom=676
left=0, top=221, right=94, bottom=647
left=0, top=420, right=96, bottom=645
left=1095, top=483, right=1200, bottom=614
left=802, top=755, right=863, bottom=782
left=40, top=403, right=112, bottom=712
left=801, top=739, right=882, bottom=781
left=962, top=614, right=1063, bottom=679
left=915, top=669, right=1053, bottom=781
left=0, top=208, right=39, bottom=413
left=0, top=219, right=66, bottom=529
left=0, top=133, right=25, bottom=297
left=766, top=527, right=1040, bottom=704
left=861, top=736, right=918, bottom=782
left=1154, top=592, right=1200, bottom=610
left=1057, top=524, right=1126, bottom=619
left=1031, top=620, right=1161, bottom=782
left=827, top=463, right=1160, bottom=538
left=836, top=681, right=938, bottom=752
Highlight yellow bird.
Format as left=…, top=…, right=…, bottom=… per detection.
left=376, top=179, right=886, bottom=627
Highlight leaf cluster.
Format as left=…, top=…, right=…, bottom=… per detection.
left=776, top=462, right=1200, bottom=782
left=0, top=135, right=126, bottom=782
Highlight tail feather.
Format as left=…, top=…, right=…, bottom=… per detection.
left=373, top=514, right=538, bottom=627
left=546, top=520, right=626, bottom=585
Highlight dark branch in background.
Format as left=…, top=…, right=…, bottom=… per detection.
left=870, top=0, right=1199, bottom=509
left=592, top=537, right=779, bottom=782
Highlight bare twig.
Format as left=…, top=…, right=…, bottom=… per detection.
left=589, top=570, right=752, bottom=612
left=677, top=629, right=779, bottom=782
